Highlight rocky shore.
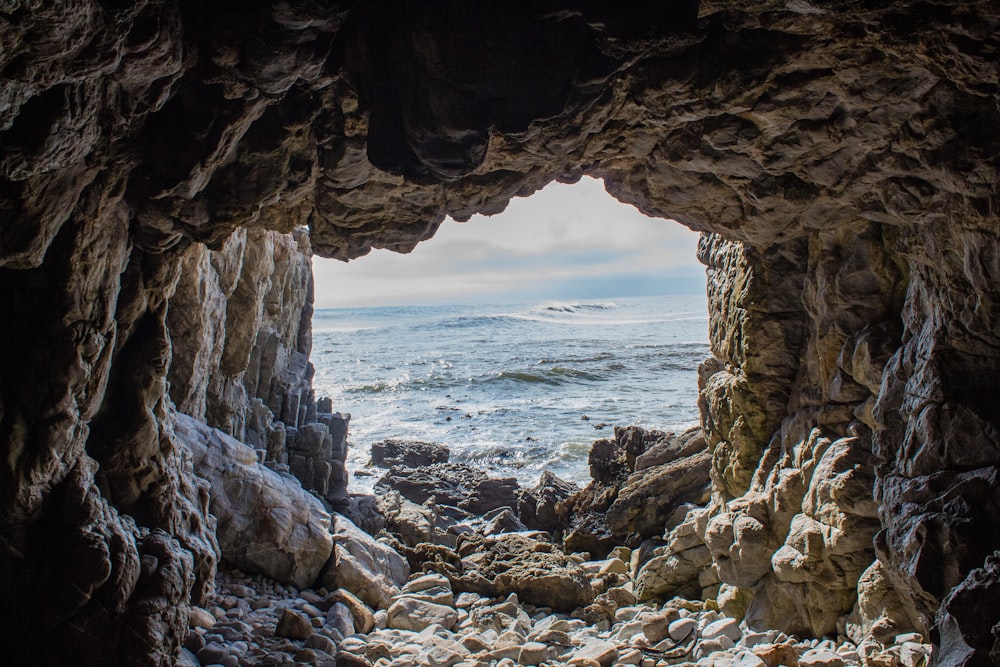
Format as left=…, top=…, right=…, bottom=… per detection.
left=179, top=543, right=930, bottom=667
left=175, top=427, right=932, bottom=667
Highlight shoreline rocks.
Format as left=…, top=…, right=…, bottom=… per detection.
left=181, top=564, right=931, bottom=667
left=558, top=426, right=712, bottom=557
left=168, top=422, right=936, bottom=667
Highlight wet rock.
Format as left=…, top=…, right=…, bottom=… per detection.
left=375, top=463, right=519, bottom=516
left=371, top=439, right=450, bottom=468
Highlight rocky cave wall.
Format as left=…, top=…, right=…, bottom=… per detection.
left=167, top=226, right=350, bottom=509
left=1, top=1, right=998, bottom=665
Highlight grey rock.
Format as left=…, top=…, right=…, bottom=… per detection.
left=371, top=439, right=450, bottom=468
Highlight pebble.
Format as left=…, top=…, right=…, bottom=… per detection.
left=668, top=617, right=699, bottom=642
left=517, top=641, right=553, bottom=665
left=702, top=618, right=742, bottom=643
left=187, top=552, right=931, bottom=667
left=276, top=608, right=313, bottom=640
left=569, top=639, right=619, bottom=667
left=189, top=606, right=216, bottom=629
left=799, top=648, right=847, bottom=667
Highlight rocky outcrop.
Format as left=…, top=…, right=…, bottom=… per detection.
left=560, top=427, right=712, bottom=556
left=174, top=413, right=332, bottom=589
left=375, top=463, right=521, bottom=517
left=371, top=439, right=450, bottom=469
left=168, top=226, right=350, bottom=509
left=319, top=513, right=410, bottom=610
left=2, top=1, right=999, bottom=663
left=445, top=533, right=596, bottom=613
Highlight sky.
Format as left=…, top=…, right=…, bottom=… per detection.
left=312, top=176, right=705, bottom=308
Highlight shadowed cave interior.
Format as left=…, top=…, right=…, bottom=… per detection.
left=0, top=1, right=999, bottom=666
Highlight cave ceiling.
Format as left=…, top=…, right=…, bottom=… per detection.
left=4, top=1, right=997, bottom=267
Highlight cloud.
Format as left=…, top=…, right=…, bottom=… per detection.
left=313, top=176, right=704, bottom=307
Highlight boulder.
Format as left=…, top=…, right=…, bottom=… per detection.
left=634, top=427, right=707, bottom=471
left=371, top=439, right=450, bottom=468
left=323, top=589, right=376, bottom=634
left=319, top=513, right=410, bottom=609
left=276, top=608, right=313, bottom=640
left=517, top=470, right=579, bottom=534
left=481, top=507, right=528, bottom=536
left=560, top=426, right=709, bottom=555
left=376, top=491, right=437, bottom=547
left=175, top=413, right=332, bottom=588
left=605, top=449, right=711, bottom=539
left=385, top=597, right=458, bottom=632
left=446, top=533, right=594, bottom=612
left=375, top=463, right=519, bottom=515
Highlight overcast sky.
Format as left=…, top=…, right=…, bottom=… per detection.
left=312, top=176, right=705, bottom=308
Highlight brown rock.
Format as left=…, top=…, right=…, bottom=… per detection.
left=641, top=609, right=681, bottom=644
left=323, top=589, right=376, bottom=634
left=754, top=643, right=801, bottom=667
left=276, top=608, right=313, bottom=640
left=604, top=448, right=711, bottom=539
left=319, top=513, right=409, bottom=610
left=448, top=533, right=595, bottom=612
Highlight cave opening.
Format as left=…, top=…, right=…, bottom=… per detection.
left=2, top=2, right=999, bottom=665
left=310, top=176, right=709, bottom=492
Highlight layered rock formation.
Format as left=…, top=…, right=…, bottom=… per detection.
left=168, top=226, right=350, bottom=509
left=1, top=1, right=999, bottom=664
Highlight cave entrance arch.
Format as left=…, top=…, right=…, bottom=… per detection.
left=310, top=176, right=709, bottom=490
left=2, top=2, right=998, bottom=664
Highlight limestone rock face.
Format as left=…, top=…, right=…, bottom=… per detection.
left=1, top=1, right=999, bottom=663
left=167, top=226, right=350, bottom=509
left=174, top=412, right=332, bottom=589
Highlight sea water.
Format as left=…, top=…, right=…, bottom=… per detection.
left=311, top=294, right=710, bottom=492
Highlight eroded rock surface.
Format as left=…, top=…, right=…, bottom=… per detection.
left=175, top=413, right=332, bottom=590
left=1, top=1, right=999, bottom=663
left=168, top=226, right=350, bottom=509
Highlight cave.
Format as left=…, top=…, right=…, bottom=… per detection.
left=1, top=1, right=998, bottom=666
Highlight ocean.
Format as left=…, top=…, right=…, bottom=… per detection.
left=311, top=294, right=710, bottom=493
